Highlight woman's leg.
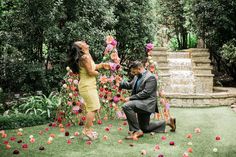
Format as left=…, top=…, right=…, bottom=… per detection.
left=85, top=111, right=96, bottom=130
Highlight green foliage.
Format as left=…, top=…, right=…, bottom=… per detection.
left=221, top=39, right=236, bottom=64
left=156, top=0, right=188, bottom=49
left=190, top=0, right=236, bottom=80
left=4, top=93, right=61, bottom=119
left=113, top=0, right=155, bottom=64
left=0, top=114, right=49, bottom=130
left=0, top=0, right=116, bottom=94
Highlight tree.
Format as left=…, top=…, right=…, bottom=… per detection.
left=156, top=0, right=188, bottom=49
left=190, top=0, right=236, bottom=80
left=113, top=0, right=155, bottom=65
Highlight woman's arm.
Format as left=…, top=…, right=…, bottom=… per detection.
left=95, top=63, right=110, bottom=70
left=81, top=55, right=99, bottom=76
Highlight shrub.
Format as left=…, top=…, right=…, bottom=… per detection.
left=0, top=114, right=50, bottom=130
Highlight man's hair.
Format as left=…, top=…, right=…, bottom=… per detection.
left=130, top=61, right=143, bottom=69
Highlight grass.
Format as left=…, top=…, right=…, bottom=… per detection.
left=0, top=107, right=236, bottom=157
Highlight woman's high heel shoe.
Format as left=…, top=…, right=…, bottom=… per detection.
left=82, top=129, right=98, bottom=141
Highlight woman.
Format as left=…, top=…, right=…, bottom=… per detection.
left=68, top=41, right=108, bottom=140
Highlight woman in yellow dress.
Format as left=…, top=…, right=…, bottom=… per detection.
left=68, top=41, right=108, bottom=140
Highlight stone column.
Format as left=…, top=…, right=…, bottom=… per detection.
left=152, top=47, right=170, bottom=91
left=189, top=48, right=213, bottom=93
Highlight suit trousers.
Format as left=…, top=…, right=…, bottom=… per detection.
left=122, top=101, right=166, bottom=133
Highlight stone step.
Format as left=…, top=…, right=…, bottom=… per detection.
left=169, top=84, right=195, bottom=93
left=168, top=52, right=191, bottom=58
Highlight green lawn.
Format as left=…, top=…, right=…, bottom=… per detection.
left=1, top=107, right=236, bottom=157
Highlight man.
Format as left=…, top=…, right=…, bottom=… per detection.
left=119, top=61, right=176, bottom=140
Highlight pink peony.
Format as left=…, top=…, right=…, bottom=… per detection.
left=111, top=39, right=117, bottom=46
left=146, top=43, right=154, bottom=51
left=113, top=96, right=120, bottom=103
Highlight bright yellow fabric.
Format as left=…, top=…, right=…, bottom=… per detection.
left=78, top=60, right=101, bottom=112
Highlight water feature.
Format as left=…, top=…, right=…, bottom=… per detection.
left=152, top=48, right=236, bottom=107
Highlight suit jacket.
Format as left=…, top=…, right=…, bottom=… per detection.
left=120, top=70, right=158, bottom=113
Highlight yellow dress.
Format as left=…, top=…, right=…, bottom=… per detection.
left=78, top=59, right=101, bottom=112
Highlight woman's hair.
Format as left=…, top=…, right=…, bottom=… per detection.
left=67, top=42, right=84, bottom=73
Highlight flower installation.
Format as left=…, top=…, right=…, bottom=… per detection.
left=55, top=68, right=85, bottom=126
left=144, top=43, right=171, bottom=121
left=97, top=35, right=129, bottom=119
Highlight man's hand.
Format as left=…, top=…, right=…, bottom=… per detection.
left=115, top=75, right=122, bottom=86
left=124, top=97, right=130, bottom=102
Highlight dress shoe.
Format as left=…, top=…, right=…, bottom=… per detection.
left=167, top=118, right=176, bottom=132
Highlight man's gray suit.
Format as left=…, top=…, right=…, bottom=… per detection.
left=120, top=70, right=166, bottom=133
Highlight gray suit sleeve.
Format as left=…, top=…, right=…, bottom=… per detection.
left=129, top=76, right=157, bottom=100
left=120, top=79, right=134, bottom=90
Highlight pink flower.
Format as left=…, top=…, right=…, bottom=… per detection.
left=186, top=134, right=192, bottom=139
left=141, top=150, right=147, bottom=155
left=10, top=137, right=16, bottom=141
left=183, top=152, right=189, bottom=157
left=109, top=63, right=118, bottom=71
left=99, top=75, right=108, bottom=84
left=3, top=141, right=9, bottom=145
left=215, top=135, right=221, bottom=141
left=187, top=147, right=193, bottom=153
left=194, top=128, right=201, bottom=133
left=169, top=141, right=175, bottom=145
left=106, top=44, right=113, bottom=52
left=68, top=78, right=73, bottom=83
left=118, top=127, right=122, bottom=131
left=146, top=43, right=154, bottom=52
left=123, top=121, right=128, bottom=126
left=67, top=139, right=71, bottom=144
left=111, top=39, right=117, bottom=46
left=113, top=96, right=120, bottom=103
left=105, top=127, right=110, bottom=132
left=45, top=128, right=49, bottom=131
left=22, top=144, right=28, bottom=149
left=118, top=139, right=122, bottom=144
left=106, top=35, right=114, bottom=44
left=161, top=136, right=166, bottom=141
left=103, top=135, right=108, bottom=141
left=67, top=101, right=72, bottom=106
left=97, top=120, right=102, bottom=125
left=74, top=132, right=79, bottom=136
left=30, top=138, right=35, bottom=143
left=154, top=144, right=160, bottom=151
left=86, top=140, right=92, bottom=145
